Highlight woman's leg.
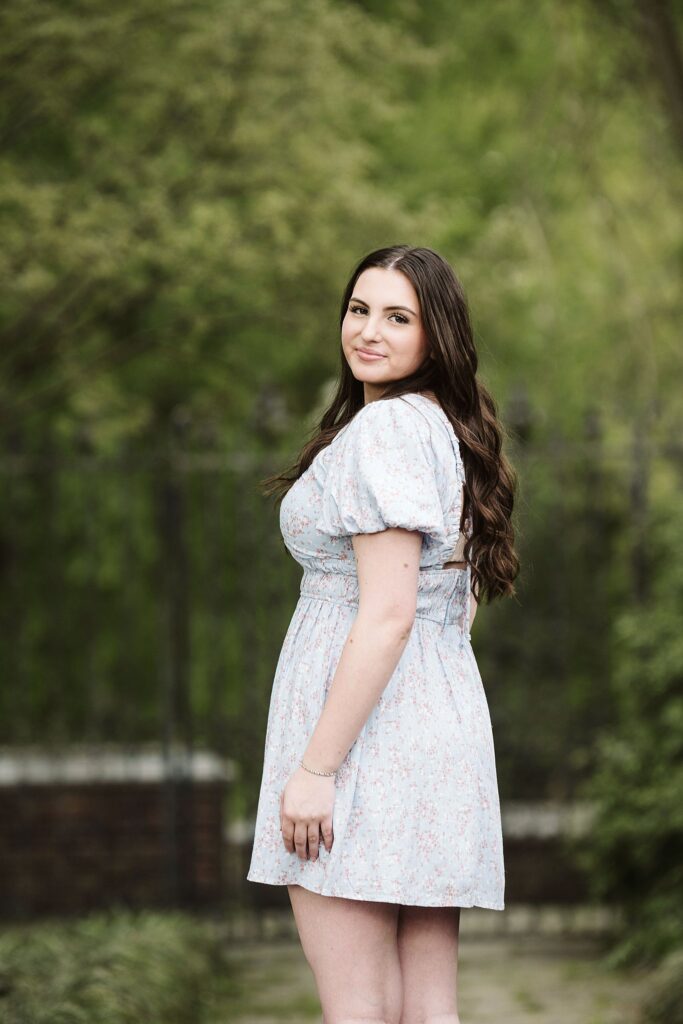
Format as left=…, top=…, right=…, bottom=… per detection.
left=396, top=905, right=461, bottom=1024
left=287, top=883, right=403, bottom=1024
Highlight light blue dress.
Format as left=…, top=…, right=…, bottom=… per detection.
left=246, top=392, right=505, bottom=909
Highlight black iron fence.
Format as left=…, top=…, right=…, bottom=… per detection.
left=0, top=426, right=676, bottom=827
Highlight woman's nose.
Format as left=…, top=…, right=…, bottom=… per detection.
left=361, top=320, right=382, bottom=341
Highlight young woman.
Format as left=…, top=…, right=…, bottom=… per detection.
left=247, top=244, right=520, bottom=1023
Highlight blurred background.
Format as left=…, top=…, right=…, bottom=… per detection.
left=0, top=0, right=681, bottom=1021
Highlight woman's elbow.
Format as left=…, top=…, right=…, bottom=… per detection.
left=357, top=599, right=416, bottom=638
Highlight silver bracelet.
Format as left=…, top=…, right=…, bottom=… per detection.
left=300, top=757, right=336, bottom=777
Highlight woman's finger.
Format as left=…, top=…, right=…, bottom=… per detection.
left=320, top=815, right=334, bottom=852
left=294, top=820, right=309, bottom=860
left=308, top=825, right=320, bottom=861
left=282, top=817, right=295, bottom=853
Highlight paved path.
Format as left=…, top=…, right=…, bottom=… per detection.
left=217, top=928, right=650, bottom=1023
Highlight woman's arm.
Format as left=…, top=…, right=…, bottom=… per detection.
left=301, top=527, right=423, bottom=774
left=282, top=529, right=418, bottom=862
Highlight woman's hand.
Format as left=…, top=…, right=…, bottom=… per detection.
left=280, top=766, right=336, bottom=861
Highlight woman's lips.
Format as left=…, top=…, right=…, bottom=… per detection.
left=356, top=348, right=386, bottom=361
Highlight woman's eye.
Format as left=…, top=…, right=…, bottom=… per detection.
left=349, top=305, right=408, bottom=325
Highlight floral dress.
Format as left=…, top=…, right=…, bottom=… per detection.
left=246, top=392, right=505, bottom=908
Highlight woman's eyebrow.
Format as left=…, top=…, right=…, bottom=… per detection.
left=349, top=296, right=417, bottom=316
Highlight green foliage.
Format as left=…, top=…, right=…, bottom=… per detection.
left=573, top=494, right=683, bottom=968
left=365, top=0, right=682, bottom=436
left=0, top=909, right=223, bottom=1023
left=0, top=0, right=435, bottom=446
left=639, top=949, right=683, bottom=1024
left=1, top=0, right=680, bottom=450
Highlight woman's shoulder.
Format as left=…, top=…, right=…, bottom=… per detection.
left=326, top=395, right=463, bottom=500
left=331, top=395, right=433, bottom=464
left=363, top=393, right=461, bottom=458
left=316, top=394, right=451, bottom=543
left=347, top=392, right=440, bottom=438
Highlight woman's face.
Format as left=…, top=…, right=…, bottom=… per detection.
left=341, top=267, right=431, bottom=402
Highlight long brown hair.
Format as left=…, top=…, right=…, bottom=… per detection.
left=262, top=244, right=520, bottom=603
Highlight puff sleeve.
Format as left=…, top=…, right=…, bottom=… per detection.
left=316, top=397, right=448, bottom=544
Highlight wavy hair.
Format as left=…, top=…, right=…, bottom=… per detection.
left=262, top=244, right=520, bottom=603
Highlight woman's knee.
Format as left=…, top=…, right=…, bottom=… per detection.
left=327, top=1006, right=401, bottom=1024
left=314, top=953, right=403, bottom=1022
left=333, top=1015, right=403, bottom=1024
left=399, top=1016, right=460, bottom=1024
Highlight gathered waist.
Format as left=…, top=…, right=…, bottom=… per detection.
left=299, top=567, right=472, bottom=638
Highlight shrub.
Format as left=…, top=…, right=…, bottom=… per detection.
left=572, top=498, right=683, bottom=970
left=0, top=908, right=222, bottom=1024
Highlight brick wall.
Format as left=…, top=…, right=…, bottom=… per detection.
left=0, top=747, right=233, bottom=921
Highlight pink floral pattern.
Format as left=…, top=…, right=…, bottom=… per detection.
left=246, top=393, right=505, bottom=909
